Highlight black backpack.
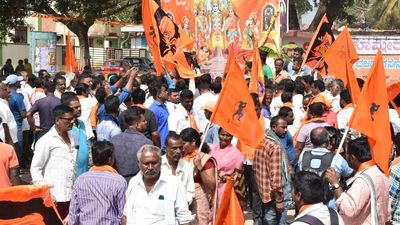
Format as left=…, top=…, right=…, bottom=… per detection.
left=294, top=207, right=339, bottom=225
left=301, top=151, right=335, bottom=176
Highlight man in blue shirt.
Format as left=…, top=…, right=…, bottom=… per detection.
left=278, top=106, right=296, bottom=166
left=3, top=74, right=26, bottom=167
left=149, top=80, right=169, bottom=149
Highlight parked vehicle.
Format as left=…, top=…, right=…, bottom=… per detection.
left=100, top=59, right=131, bottom=76
left=124, top=57, right=154, bottom=74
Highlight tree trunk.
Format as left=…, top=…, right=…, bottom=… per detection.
left=65, top=23, right=92, bottom=69
left=307, top=0, right=328, bottom=31
left=289, top=0, right=300, bottom=30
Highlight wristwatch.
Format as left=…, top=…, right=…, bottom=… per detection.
left=332, top=183, right=340, bottom=190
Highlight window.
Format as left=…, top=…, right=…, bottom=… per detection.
left=14, top=26, right=27, bottom=43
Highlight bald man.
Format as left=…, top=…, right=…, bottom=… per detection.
left=297, top=126, right=354, bottom=209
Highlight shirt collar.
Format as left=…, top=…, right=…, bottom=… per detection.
left=295, top=202, right=325, bottom=219
left=161, top=155, right=185, bottom=173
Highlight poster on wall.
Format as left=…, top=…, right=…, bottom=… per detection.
left=30, top=31, right=57, bottom=73
left=160, top=0, right=280, bottom=77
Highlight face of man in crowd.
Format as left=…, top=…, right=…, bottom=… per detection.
left=285, top=111, right=295, bottom=125
left=168, top=91, right=180, bottom=104
left=82, top=77, right=93, bottom=87
left=181, top=97, right=194, bottom=112
left=166, top=138, right=184, bottom=163
left=135, top=114, right=148, bottom=132
left=293, top=50, right=302, bottom=59
left=204, top=109, right=212, bottom=120
left=292, top=61, right=301, bottom=72
left=56, top=79, right=66, bottom=93
left=311, top=83, right=320, bottom=96
left=68, top=100, right=82, bottom=118
left=56, top=111, right=75, bottom=132
left=219, top=129, right=233, bottom=149
left=275, top=60, right=284, bottom=73
left=272, top=118, right=288, bottom=138
left=330, top=82, right=340, bottom=97
left=0, top=83, right=10, bottom=100
left=263, top=92, right=273, bottom=106
left=303, top=96, right=311, bottom=112
left=159, top=86, right=169, bottom=102
left=139, top=150, right=161, bottom=180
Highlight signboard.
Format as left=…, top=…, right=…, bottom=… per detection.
left=354, top=55, right=400, bottom=84
left=353, top=36, right=400, bottom=55
left=30, top=31, right=57, bottom=73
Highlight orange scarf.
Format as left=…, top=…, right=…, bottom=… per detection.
left=282, top=102, right=294, bottom=108
left=299, top=204, right=313, bottom=214
left=132, top=103, right=146, bottom=109
left=356, top=160, right=376, bottom=173
left=183, top=150, right=198, bottom=162
left=187, top=112, right=199, bottom=131
left=90, top=165, right=117, bottom=173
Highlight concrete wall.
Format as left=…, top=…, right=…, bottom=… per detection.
left=0, top=44, right=30, bottom=66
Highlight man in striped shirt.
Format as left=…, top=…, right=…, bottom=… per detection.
left=68, top=141, right=127, bottom=225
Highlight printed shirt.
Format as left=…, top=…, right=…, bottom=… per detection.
left=389, top=162, right=400, bottom=224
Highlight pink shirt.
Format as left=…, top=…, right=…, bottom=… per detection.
left=297, top=121, right=330, bottom=151
left=336, top=165, right=391, bottom=225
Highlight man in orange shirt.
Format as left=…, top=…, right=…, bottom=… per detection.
left=0, top=142, right=21, bottom=187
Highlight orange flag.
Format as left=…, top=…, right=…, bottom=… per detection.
left=211, top=59, right=264, bottom=148
left=214, top=177, right=245, bottom=225
left=349, top=50, right=391, bottom=174
left=387, top=81, right=400, bottom=115
left=324, top=26, right=360, bottom=103
left=249, top=45, right=265, bottom=102
left=302, top=14, right=335, bottom=75
left=64, top=32, right=78, bottom=73
left=223, top=44, right=235, bottom=75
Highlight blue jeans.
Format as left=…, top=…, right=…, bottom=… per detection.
left=279, top=181, right=292, bottom=225
left=263, top=200, right=282, bottom=225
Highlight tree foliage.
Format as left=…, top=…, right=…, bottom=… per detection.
left=0, top=0, right=139, bottom=66
left=366, top=0, right=400, bottom=29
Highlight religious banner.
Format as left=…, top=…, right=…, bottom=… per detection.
left=161, top=0, right=280, bottom=77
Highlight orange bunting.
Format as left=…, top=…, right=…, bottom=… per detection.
left=64, top=32, right=78, bottom=73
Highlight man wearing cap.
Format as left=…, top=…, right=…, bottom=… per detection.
left=203, top=101, right=219, bottom=145
left=3, top=74, right=27, bottom=168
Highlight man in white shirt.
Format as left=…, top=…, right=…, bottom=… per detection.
left=30, top=105, right=78, bottom=219
left=122, top=145, right=193, bottom=225
left=336, top=90, right=354, bottom=130
left=76, top=83, right=97, bottom=141
left=0, top=83, right=18, bottom=145
left=328, top=79, right=344, bottom=113
left=161, top=132, right=195, bottom=205
left=168, top=89, right=197, bottom=134
left=292, top=171, right=344, bottom=225
left=192, top=82, right=216, bottom=133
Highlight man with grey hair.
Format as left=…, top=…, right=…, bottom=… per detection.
left=122, top=145, right=193, bottom=225
left=329, top=79, right=345, bottom=113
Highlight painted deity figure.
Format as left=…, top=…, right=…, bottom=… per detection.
left=242, top=11, right=259, bottom=50
left=195, top=7, right=208, bottom=49
left=225, top=6, right=241, bottom=46
left=209, top=0, right=226, bottom=56
left=182, top=16, right=194, bottom=39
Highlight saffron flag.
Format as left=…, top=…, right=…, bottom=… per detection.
left=142, top=0, right=196, bottom=76
left=303, top=14, right=335, bottom=75
left=160, top=0, right=195, bottom=36
left=214, top=177, right=245, bottom=225
left=387, top=81, right=400, bottom=115
left=249, top=45, right=265, bottom=102
left=223, top=44, right=236, bottom=75
left=64, top=32, right=78, bottom=73
left=210, top=59, right=264, bottom=148
left=324, top=26, right=360, bottom=103
left=0, top=185, right=62, bottom=224
left=349, top=50, right=391, bottom=174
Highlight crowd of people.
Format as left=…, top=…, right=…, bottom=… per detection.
left=0, top=47, right=399, bottom=225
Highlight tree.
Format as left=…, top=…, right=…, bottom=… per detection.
left=366, top=0, right=400, bottom=29
left=0, top=0, right=139, bottom=67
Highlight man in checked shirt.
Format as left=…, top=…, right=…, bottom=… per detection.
left=253, top=116, right=285, bottom=225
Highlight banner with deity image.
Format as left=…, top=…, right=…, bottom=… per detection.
left=160, top=0, right=283, bottom=77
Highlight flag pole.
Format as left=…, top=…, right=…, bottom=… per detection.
left=330, top=125, right=350, bottom=167
left=199, top=121, right=211, bottom=152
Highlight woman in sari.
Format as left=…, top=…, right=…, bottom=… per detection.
left=209, top=128, right=243, bottom=204
left=180, top=128, right=218, bottom=225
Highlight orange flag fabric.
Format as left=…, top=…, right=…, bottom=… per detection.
left=214, top=177, right=245, bottom=225
left=223, top=44, right=236, bottom=75
left=210, top=59, right=264, bottom=148
left=249, top=45, right=265, bottom=102
left=302, top=14, right=335, bottom=75
left=324, top=26, right=360, bottom=103
left=349, top=50, right=391, bottom=174
left=0, top=185, right=62, bottom=224
left=64, top=32, right=78, bottom=73
left=387, top=81, right=400, bottom=115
